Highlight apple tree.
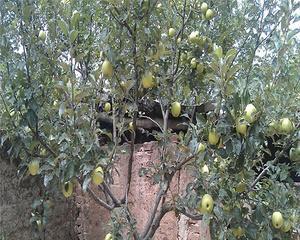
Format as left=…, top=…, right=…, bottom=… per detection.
left=0, top=0, right=299, bottom=239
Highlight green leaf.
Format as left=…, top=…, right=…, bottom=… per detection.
left=70, top=30, right=78, bottom=43
left=58, top=19, right=69, bottom=36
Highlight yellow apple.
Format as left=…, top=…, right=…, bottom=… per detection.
left=201, top=194, right=214, bottom=214
left=168, top=28, right=176, bottom=37
left=289, top=147, right=300, bottom=162
left=142, top=72, right=155, bottom=89
left=62, top=181, right=73, bottom=198
left=232, top=227, right=245, bottom=238
left=244, top=103, right=257, bottom=123
left=236, top=118, right=247, bottom=136
left=280, top=118, right=294, bottom=134
left=280, top=221, right=291, bottom=233
left=190, top=58, right=197, bottom=69
left=201, top=164, right=209, bottom=174
left=171, top=101, right=181, bottom=117
left=200, top=2, right=208, bottom=14
left=104, top=233, right=113, bottom=240
left=104, top=102, right=111, bottom=112
left=91, top=166, right=104, bottom=185
left=208, top=129, right=220, bottom=145
left=28, top=160, right=39, bottom=176
left=197, top=143, right=206, bottom=153
left=102, top=59, right=113, bottom=78
left=129, top=121, right=134, bottom=130
left=38, top=30, right=46, bottom=41
left=188, top=31, right=199, bottom=43
left=205, top=9, right=214, bottom=20
left=272, top=211, right=283, bottom=229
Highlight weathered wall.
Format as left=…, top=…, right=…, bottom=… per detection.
left=0, top=158, right=76, bottom=240
left=74, top=141, right=211, bottom=240
left=0, top=141, right=210, bottom=240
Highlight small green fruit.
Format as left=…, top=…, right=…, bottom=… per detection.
left=208, top=129, right=220, bottom=145
left=205, top=9, right=214, bottom=20
left=38, top=30, right=46, bottom=41
left=244, top=104, right=257, bottom=123
left=200, top=194, right=214, bottom=214
left=188, top=31, right=199, bottom=43
left=102, top=60, right=113, bottom=78
left=197, top=143, right=206, bottom=153
left=200, top=2, right=208, bottom=14
left=28, top=160, right=39, bottom=176
left=236, top=118, right=247, bottom=136
left=190, top=58, right=197, bottom=69
left=272, top=211, right=283, bottom=229
left=171, top=102, right=181, bottom=117
left=62, top=181, right=73, bottom=198
left=168, top=28, right=176, bottom=37
left=142, top=72, right=155, bottom=88
left=104, top=102, right=111, bottom=112
left=280, top=118, right=294, bottom=134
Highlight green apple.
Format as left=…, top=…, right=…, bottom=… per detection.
left=280, top=221, right=291, bottom=233
left=28, top=160, right=39, bottom=176
left=280, top=118, right=294, bottom=134
left=104, top=233, right=113, bottom=240
left=171, top=101, right=181, bottom=117
left=188, top=31, right=199, bottom=43
left=205, top=9, right=214, bottom=20
left=200, top=2, right=208, bottom=14
left=129, top=121, right=134, bottom=130
left=244, top=103, right=257, bottom=123
left=62, top=181, right=73, bottom=198
left=177, top=37, right=181, bottom=44
left=197, top=143, right=206, bottom=153
left=201, top=194, right=214, bottom=214
left=142, top=72, right=155, bottom=88
left=272, top=211, right=283, bottom=229
left=208, top=129, right=220, bottom=145
left=201, top=164, right=209, bottom=174
left=102, top=59, right=113, bottom=78
left=91, top=166, right=104, bottom=185
left=289, top=147, right=300, bottom=162
left=104, top=102, right=111, bottom=112
left=236, top=118, right=247, bottom=136
left=38, top=30, right=46, bottom=41
left=232, top=227, right=245, bottom=238
left=168, top=28, right=176, bottom=37
left=214, top=46, right=223, bottom=58
left=190, top=58, right=197, bottom=69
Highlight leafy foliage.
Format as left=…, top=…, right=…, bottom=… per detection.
left=0, top=0, right=299, bottom=239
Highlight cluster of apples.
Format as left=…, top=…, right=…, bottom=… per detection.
left=200, top=2, right=214, bottom=21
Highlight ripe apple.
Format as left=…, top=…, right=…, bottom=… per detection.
left=201, top=194, right=214, bottom=214
left=272, top=211, right=283, bottom=229
left=244, top=103, right=257, bottom=123
left=232, top=227, right=245, bottom=238
left=289, top=147, right=300, bottom=162
left=280, top=118, right=294, bottom=134
left=201, top=164, right=209, bottom=174
left=200, top=2, right=208, bottom=14
left=102, top=59, right=113, bottom=78
left=129, top=121, right=134, bottom=130
left=168, top=28, right=176, bottom=37
left=190, top=58, right=197, bottom=69
left=91, top=166, right=104, bottom=185
left=236, top=118, right=247, bottom=136
left=28, top=160, right=39, bottom=176
left=142, top=72, right=155, bottom=89
left=62, top=181, right=73, bottom=198
left=235, top=181, right=246, bottom=193
left=188, top=31, right=199, bottom=44
left=280, top=221, right=291, bottom=233
left=197, top=143, right=206, bottom=153
left=104, top=233, right=113, bottom=240
left=171, top=101, right=181, bottom=117
left=208, top=129, right=220, bottom=145
left=104, top=102, right=111, bottom=112
left=205, top=9, right=214, bottom=20
left=38, top=30, right=46, bottom=41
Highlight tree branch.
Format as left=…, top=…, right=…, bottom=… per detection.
left=87, top=187, right=114, bottom=210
